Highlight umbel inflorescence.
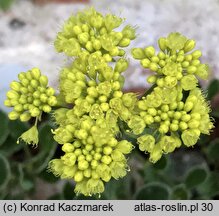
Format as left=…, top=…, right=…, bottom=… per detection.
left=4, top=8, right=213, bottom=196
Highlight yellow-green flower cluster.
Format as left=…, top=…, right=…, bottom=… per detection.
left=49, top=87, right=135, bottom=196
left=4, top=68, right=57, bottom=146
left=4, top=7, right=214, bottom=197
left=5, top=68, right=57, bottom=121
left=49, top=111, right=132, bottom=196
left=59, top=55, right=128, bottom=104
left=54, top=7, right=135, bottom=58
left=132, top=32, right=209, bottom=90
left=132, top=33, right=214, bottom=163
left=49, top=8, right=136, bottom=196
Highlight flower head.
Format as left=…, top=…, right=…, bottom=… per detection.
left=17, top=125, right=39, bottom=146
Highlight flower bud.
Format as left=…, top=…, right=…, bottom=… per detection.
left=149, top=144, right=162, bottom=163
left=147, top=75, right=157, bottom=84
left=149, top=62, right=158, bottom=72
left=159, top=124, right=169, bottom=134
left=182, top=61, right=190, bottom=68
left=31, top=68, right=41, bottom=80
left=118, top=38, right=130, bottom=47
left=183, top=39, right=196, bottom=53
left=8, top=111, right=20, bottom=120
left=187, top=66, right=197, bottom=74
left=103, top=54, right=112, bottom=62
left=181, top=129, right=200, bottom=147
left=113, top=91, right=123, bottom=98
left=151, top=56, right=159, bottom=63
left=85, top=41, right=93, bottom=52
left=184, top=54, right=193, bottom=61
left=164, top=76, right=177, bottom=88
left=181, top=114, right=191, bottom=122
left=10, top=81, right=21, bottom=92
left=30, top=107, right=41, bottom=117
left=131, top=48, right=145, bottom=59
left=73, top=25, right=82, bottom=35
left=170, top=123, right=179, bottom=131
left=116, top=140, right=133, bottom=154
left=158, top=37, right=167, bottom=51
left=122, top=93, right=136, bottom=108
left=7, top=90, right=20, bottom=99
left=78, top=32, right=89, bottom=45
left=39, top=94, right=47, bottom=103
left=4, top=99, right=12, bottom=107
left=192, top=50, right=202, bottom=59
left=30, top=80, right=38, bottom=88
left=137, top=135, right=155, bottom=153
left=48, top=96, right=57, bottom=106
left=46, top=87, right=55, bottom=96
left=33, top=99, right=41, bottom=107
left=144, top=46, right=155, bottom=58
left=74, top=171, right=84, bottom=182
left=156, top=78, right=164, bottom=87
left=18, top=72, right=26, bottom=81
left=184, top=101, right=194, bottom=112
left=20, top=78, right=29, bottom=87
left=191, top=59, right=200, bottom=66
left=188, top=119, right=200, bottom=129
left=166, top=32, right=187, bottom=50
left=144, top=114, right=154, bottom=124
left=160, top=135, right=177, bottom=153
left=93, top=39, right=101, bottom=50
left=140, top=58, right=150, bottom=68
left=122, top=25, right=136, bottom=40
left=181, top=75, right=197, bottom=91
left=179, top=121, right=188, bottom=130
left=196, top=64, right=209, bottom=80
left=78, top=160, right=89, bottom=170
left=62, top=143, right=75, bottom=153
left=84, top=169, right=92, bottom=178
left=91, top=15, right=103, bottom=29
left=103, top=146, right=113, bottom=155
left=104, top=14, right=123, bottom=31
left=101, top=156, right=112, bottom=165
left=14, top=104, right=23, bottom=112
left=39, top=75, right=48, bottom=87
left=19, top=112, right=31, bottom=122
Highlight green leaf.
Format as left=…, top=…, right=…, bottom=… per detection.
left=0, top=0, right=14, bottom=11
left=20, top=179, right=34, bottom=191
left=207, top=79, right=219, bottom=100
left=165, top=151, right=207, bottom=182
left=102, top=175, right=133, bottom=199
left=0, top=153, right=11, bottom=189
left=185, top=167, right=208, bottom=189
left=171, top=184, right=190, bottom=200
left=0, top=136, right=24, bottom=156
left=207, top=138, right=219, bottom=162
left=196, top=171, right=219, bottom=198
left=0, top=110, right=9, bottom=146
left=153, top=155, right=168, bottom=170
left=134, top=182, right=170, bottom=200
left=63, top=182, right=75, bottom=200
left=28, top=122, right=58, bottom=174
left=9, top=120, right=28, bottom=140
left=39, top=169, right=59, bottom=183
left=17, top=163, right=34, bottom=192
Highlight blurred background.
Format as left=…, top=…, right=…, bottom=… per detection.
left=0, top=0, right=219, bottom=200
